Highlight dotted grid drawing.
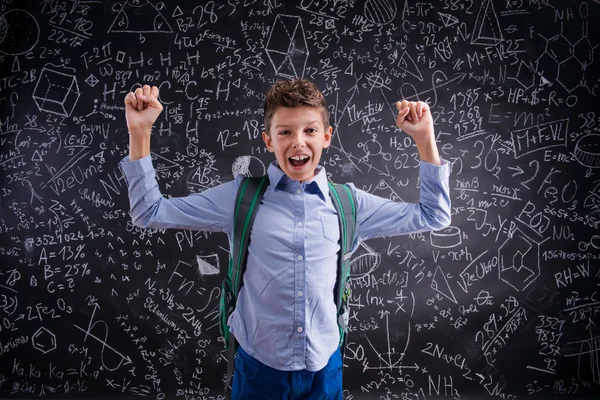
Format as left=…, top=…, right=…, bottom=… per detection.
left=0, top=8, right=40, bottom=55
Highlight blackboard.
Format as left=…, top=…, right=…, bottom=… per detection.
left=1, top=0, right=600, bottom=398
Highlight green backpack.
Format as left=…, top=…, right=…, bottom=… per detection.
left=219, top=175, right=356, bottom=394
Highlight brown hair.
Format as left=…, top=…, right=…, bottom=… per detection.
left=263, top=79, right=329, bottom=133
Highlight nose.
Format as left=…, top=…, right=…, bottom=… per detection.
left=291, top=131, right=306, bottom=148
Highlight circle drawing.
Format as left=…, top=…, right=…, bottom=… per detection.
left=0, top=9, right=40, bottom=55
left=364, top=0, right=397, bottom=25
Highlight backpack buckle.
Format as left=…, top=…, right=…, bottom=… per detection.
left=338, top=304, right=349, bottom=333
left=219, top=278, right=235, bottom=344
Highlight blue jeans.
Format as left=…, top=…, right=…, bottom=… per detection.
left=232, top=345, right=343, bottom=400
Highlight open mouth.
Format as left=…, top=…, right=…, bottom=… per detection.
left=289, top=155, right=310, bottom=168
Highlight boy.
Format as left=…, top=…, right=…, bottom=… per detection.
left=120, top=79, right=451, bottom=399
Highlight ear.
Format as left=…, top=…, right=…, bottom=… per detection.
left=322, top=126, right=332, bottom=149
left=262, top=131, right=274, bottom=152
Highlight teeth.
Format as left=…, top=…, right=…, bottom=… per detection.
left=291, top=155, right=309, bottom=160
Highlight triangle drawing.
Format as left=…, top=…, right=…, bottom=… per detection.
left=438, top=12, right=459, bottom=28
left=196, top=254, right=220, bottom=276
left=431, top=265, right=457, bottom=304
left=150, top=152, right=180, bottom=171
left=108, top=0, right=173, bottom=33
left=398, top=51, right=424, bottom=81
left=470, top=0, right=503, bottom=46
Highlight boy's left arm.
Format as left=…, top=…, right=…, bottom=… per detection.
left=348, top=101, right=450, bottom=249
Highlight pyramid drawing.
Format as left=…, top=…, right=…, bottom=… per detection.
left=470, top=0, right=503, bottom=46
left=266, top=15, right=309, bottom=79
left=108, top=0, right=173, bottom=33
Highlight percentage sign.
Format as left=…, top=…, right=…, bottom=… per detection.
left=81, top=263, right=90, bottom=276
left=75, top=244, right=85, bottom=259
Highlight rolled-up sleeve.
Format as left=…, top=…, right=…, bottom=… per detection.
left=350, top=158, right=451, bottom=246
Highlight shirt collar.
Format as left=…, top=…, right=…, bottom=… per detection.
left=266, top=160, right=329, bottom=202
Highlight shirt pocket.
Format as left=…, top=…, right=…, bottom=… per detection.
left=320, top=215, right=339, bottom=243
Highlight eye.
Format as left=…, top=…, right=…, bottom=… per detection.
left=278, top=130, right=290, bottom=135
left=306, top=128, right=317, bottom=133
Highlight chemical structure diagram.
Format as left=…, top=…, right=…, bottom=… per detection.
left=533, top=21, right=597, bottom=93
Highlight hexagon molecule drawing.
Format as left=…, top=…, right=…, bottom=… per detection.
left=536, top=22, right=598, bottom=93
left=32, top=327, right=57, bottom=354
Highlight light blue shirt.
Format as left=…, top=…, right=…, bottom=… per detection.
left=119, top=155, right=451, bottom=372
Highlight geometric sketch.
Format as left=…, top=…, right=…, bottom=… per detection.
left=573, top=31, right=596, bottom=70
left=372, top=179, right=403, bottom=202
left=85, top=73, right=100, bottom=87
left=232, top=155, right=267, bottom=177
left=0, top=9, right=40, bottom=55
left=431, top=265, right=457, bottom=304
left=350, top=242, right=381, bottom=278
left=498, top=225, right=544, bottom=292
left=556, top=56, right=582, bottom=93
left=430, top=226, right=462, bottom=248
left=33, top=65, right=80, bottom=117
left=108, top=1, right=173, bottom=33
left=438, top=12, right=459, bottom=28
left=358, top=134, right=391, bottom=161
left=545, top=33, right=573, bottom=64
left=196, top=253, right=220, bottom=276
left=365, top=71, right=391, bottom=92
left=172, top=5, right=183, bottom=18
left=574, top=135, right=600, bottom=168
left=361, top=313, right=408, bottom=373
left=535, top=23, right=598, bottom=92
left=74, top=303, right=133, bottom=371
left=565, top=322, right=600, bottom=385
left=31, top=327, right=57, bottom=354
left=265, top=15, right=309, bottom=79
left=398, top=51, right=424, bottom=81
left=151, top=152, right=180, bottom=173
left=363, top=0, right=397, bottom=25
left=470, top=0, right=503, bottom=46
left=593, top=235, right=600, bottom=250
left=510, top=60, right=535, bottom=90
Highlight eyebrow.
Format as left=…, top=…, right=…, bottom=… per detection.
left=274, top=121, right=322, bottom=129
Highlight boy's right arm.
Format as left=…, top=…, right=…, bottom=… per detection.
left=120, top=85, right=237, bottom=232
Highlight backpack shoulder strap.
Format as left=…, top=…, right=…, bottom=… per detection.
left=230, top=175, right=269, bottom=295
left=224, top=175, right=269, bottom=394
left=327, top=182, right=356, bottom=356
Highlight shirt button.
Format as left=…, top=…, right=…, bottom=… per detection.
left=298, top=291, right=303, bottom=297
left=297, top=222, right=303, bottom=227
left=296, top=189, right=301, bottom=194
left=297, top=327, right=303, bottom=333
left=297, top=255, right=303, bottom=261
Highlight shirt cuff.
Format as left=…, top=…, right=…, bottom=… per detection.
left=419, top=158, right=450, bottom=181
left=119, top=154, right=154, bottom=177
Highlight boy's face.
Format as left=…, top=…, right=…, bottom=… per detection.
left=262, top=106, right=332, bottom=183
